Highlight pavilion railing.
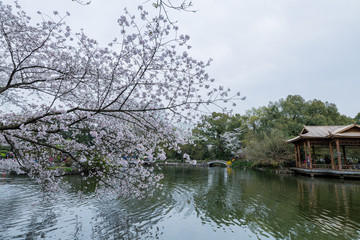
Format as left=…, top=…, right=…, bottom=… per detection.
left=340, top=164, right=360, bottom=170
left=300, top=163, right=312, bottom=169
left=312, top=164, right=332, bottom=169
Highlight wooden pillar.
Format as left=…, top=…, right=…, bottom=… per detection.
left=297, top=145, right=301, bottom=168
left=307, top=140, right=313, bottom=169
left=304, top=142, right=308, bottom=168
left=329, top=142, right=335, bottom=170
left=336, top=139, right=342, bottom=171
left=342, top=146, right=347, bottom=165
left=294, top=145, right=298, bottom=167
left=312, top=146, right=316, bottom=162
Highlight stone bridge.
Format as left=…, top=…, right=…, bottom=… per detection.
left=207, top=160, right=229, bottom=167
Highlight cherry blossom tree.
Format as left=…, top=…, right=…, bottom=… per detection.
left=221, top=128, right=244, bottom=157
left=0, top=1, right=241, bottom=197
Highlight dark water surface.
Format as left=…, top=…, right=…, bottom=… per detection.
left=1, top=167, right=360, bottom=239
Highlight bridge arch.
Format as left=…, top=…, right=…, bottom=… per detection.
left=207, top=160, right=228, bottom=167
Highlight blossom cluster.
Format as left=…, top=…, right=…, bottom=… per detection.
left=0, top=2, right=242, bottom=197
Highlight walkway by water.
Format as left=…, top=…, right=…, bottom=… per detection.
left=291, top=167, right=360, bottom=178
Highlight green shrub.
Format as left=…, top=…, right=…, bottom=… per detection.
left=245, top=129, right=293, bottom=168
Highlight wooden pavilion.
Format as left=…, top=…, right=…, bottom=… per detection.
left=287, top=123, right=360, bottom=171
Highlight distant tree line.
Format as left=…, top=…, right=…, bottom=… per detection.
left=167, top=95, right=357, bottom=168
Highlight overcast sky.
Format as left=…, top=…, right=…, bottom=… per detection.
left=8, top=0, right=360, bottom=117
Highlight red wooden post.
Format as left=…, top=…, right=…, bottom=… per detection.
left=336, top=139, right=342, bottom=171
left=329, top=142, right=335, bottom=170
left=307, top=140, right=313, bottom=169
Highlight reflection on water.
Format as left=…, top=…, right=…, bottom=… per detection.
left=1, top=168, right=360, bottom=239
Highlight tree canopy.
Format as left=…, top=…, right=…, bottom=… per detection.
left=245, top=95, right=353, bottom=137
left=0, top=1, right=240, bottom=197
left=191, top=112, right=244, bottom=159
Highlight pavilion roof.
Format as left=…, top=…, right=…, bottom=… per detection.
left=287, top=123, right=360, bottom=143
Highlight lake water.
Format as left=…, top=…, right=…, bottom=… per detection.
left=1, top=167, right=360, bottom=239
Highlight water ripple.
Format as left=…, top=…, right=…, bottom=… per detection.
left=2, top=169, right=360, bottom=239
